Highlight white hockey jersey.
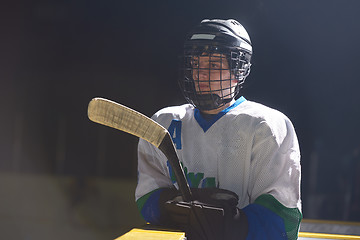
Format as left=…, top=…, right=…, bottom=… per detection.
left=135, top=97, right=301, bottom=211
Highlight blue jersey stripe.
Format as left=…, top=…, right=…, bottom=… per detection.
left=140, top=189, right=164, bottom=224
left=243, top=203, right=288, bottom=240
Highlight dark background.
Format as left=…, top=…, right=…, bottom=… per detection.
left=2, top=0, right=360, bottom=227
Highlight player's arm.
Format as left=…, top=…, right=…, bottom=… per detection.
left=242, top=118, right=302, bottom=240
left=243, top=194, right=301, bottom=240
left=135, top=138, right=176, bottom=224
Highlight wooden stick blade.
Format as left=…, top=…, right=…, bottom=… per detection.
left=88, top=97, right=167, bottom=148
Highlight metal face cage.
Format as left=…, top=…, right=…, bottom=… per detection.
left=179, top=45, right=251, bottom=111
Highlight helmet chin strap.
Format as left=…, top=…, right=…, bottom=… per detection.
left=192, top=94, right=233, bottom=111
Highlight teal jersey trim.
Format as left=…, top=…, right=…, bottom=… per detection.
left=194, top=96, right=246, bottom=132
left=254, top=194, right=302, bottom=240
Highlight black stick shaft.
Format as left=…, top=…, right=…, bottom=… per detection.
left=158, top=133, right=193, bottom=202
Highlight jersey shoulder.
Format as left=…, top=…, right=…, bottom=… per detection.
left=233, top=99, right=297, bottom=145
left=152, top=103, right=194, bottom=125
left=234, top=99, right=289, bottom=121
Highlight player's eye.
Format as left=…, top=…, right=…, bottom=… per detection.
left=210, top=62, right=221, bottom=69
left=191, top=59, right=199, bottom=68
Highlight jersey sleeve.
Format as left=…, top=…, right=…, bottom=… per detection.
left=135, top=138, right=174, bottom=223
left=135, top=138, right=174, bottom=200
left=244, top=115, right=302, bottom=240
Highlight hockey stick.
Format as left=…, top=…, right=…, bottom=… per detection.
left=87, top=97, right=193, bottom=202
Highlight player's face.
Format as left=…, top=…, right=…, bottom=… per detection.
left=191, top=53, right=238, bottom=100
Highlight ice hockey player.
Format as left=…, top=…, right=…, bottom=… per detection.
left=135, top=18, right=302, bottom=240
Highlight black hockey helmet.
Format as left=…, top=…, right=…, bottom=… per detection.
left=179, top=19, right=253, bottom=111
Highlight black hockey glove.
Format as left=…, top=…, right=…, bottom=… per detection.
left=158, top=188, right=248, bottom=240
